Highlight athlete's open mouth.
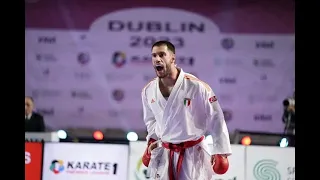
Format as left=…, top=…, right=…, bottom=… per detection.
left=155, top=65, right=164, bottom=71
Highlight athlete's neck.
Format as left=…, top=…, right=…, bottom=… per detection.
left=161, top=67, right=179, bottom=87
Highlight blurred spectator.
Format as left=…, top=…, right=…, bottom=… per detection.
left=282, top=91, right=295, bottom=135
left=25, top=96, right=45, bottom=132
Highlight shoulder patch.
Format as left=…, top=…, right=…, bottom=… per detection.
left=209, top=96, right=217, bottom=103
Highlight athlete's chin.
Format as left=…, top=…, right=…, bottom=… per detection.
left=157, top=74, right=166, bottom=78
left=155, top=70, right=166, bottom=78
left=156, top=72, right=166, bottom=78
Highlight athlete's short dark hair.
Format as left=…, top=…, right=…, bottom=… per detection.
left=152, top=41, right=175, bottom=54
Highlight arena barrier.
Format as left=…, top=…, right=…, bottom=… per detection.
left=25, top=141, right=295, bottom=180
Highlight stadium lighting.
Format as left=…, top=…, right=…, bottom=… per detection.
left=57, top=130, right=67, bottom=139
left=279, top=138, right=289, bottom=147
left=126, top=132, right=138, bottom=141
left=93, top=131, right=104, bottom=140
left=241, top=136, right=252, bottom=146
left=233, top=130, right=295, bottom=147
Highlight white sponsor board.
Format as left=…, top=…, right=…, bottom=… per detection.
left=246, top=146, right=295, bottom=180
left=42, top=143, right=129, bottom=180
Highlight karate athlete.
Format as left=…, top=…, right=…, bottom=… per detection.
left=141, top=41, right=232, bottom=180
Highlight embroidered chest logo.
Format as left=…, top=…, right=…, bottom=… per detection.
left=151, top=98, right=155, bottom=103
left=184, top=98, right=191, bottom=107
left=209, top=96, right=217, bottom=103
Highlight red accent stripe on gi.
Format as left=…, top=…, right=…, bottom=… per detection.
left=162, top=136, right=204, bottom=180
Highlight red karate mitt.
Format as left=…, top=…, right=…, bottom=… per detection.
left=142, top=138, right=156, bottom=167
left=212, top=154, right=229, bottom=174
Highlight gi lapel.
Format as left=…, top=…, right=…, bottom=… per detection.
left=156, top=79, right=167, bottom=109
left=162, top=69, right=185, bottom=119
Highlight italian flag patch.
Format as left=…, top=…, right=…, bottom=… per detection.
left=184, top=98, right=191, bottom=106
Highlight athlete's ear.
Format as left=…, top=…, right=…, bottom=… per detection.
left=171, top=54, right=176, bottom=64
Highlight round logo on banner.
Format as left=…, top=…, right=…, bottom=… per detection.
left=221, top=38, right=234, bottom=50
left=87, top=7, right=221, bottom=73
left=112, top=89, right=125, bottom=101
left=77, top=52, right=90, bottom=65
left=112, top=51, right=127, bottom=68
left=50, top=159, right=65, bottom=174
left=253, top=159, right=281, bottom=180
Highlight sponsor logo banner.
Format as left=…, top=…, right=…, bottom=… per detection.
left=42, top=143, right=129, bottom=180
left=246, top=146, right=295, bottom=180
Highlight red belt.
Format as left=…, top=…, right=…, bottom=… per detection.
left=162, top=136, right=204, bottom=180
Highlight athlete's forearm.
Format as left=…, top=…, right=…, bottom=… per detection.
left=209, top=102, right=232, bottom=155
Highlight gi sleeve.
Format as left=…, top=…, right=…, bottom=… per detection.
left=141, top=90, right=158, bottom=141
left=200, top=84, right=232, bottom=156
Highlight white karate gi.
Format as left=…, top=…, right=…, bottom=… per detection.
left=141, top=69, right=232, bottom=180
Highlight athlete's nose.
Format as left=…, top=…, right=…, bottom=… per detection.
left=155, top=56, right=161, bottom=63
